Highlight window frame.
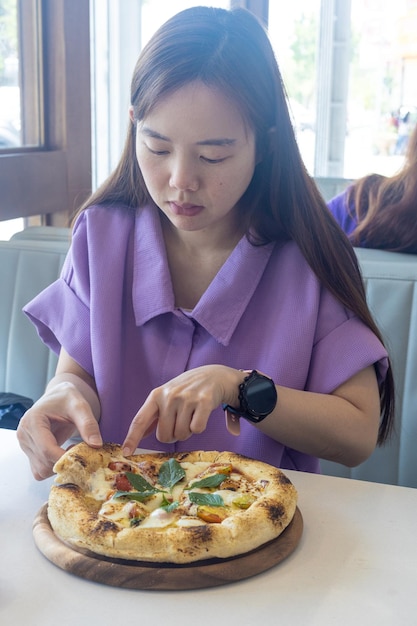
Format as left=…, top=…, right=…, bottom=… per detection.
left=231, top=0, right=268, bottom=24
left=0, top=0, right=91, bottom=225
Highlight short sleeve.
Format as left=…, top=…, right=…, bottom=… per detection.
left=23, top=277, right=93, bottom=374
left=307, top=314, right=388, bottom=393
left=23, top=212, right=94, bottom=374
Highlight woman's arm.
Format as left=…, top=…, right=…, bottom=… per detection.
left=17, top=348, right=102, bottom=480
left=257, top=365, right=380, bottom=467
left=122, top=364, right=381, bottom=467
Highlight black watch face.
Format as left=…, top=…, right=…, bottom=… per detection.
left=246, top=376, right=277, bottom=416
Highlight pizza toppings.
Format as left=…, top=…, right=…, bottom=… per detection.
left=86, top=458, right=255, bottom=530
left=89, top=457, right=269, bottom=531
left=48, top=443, right=298, bottom=563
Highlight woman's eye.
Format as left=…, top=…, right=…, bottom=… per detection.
left=200, top=156, right=227, bottom=164
left=146, top=145, right=169, bottom=156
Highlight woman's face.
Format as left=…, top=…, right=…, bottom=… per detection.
left=133, top=81, right=256, bottom=237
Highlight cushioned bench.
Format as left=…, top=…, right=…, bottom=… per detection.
left=320, top=247, right=417, bottom=488
left=1, top=229, right=416, bottom=486
left=0, top=232, right=69, bottom=403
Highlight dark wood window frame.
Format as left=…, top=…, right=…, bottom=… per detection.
left=0, top=0, right=91, bottom=225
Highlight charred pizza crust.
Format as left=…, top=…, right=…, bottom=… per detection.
left=48, top=443, right=297, bottom=564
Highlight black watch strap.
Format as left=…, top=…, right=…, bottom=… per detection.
left=222, top=370, right=277, bottom=423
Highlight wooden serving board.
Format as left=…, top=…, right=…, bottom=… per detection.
left=33, top=504, right=303, bottom=590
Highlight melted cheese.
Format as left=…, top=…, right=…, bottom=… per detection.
left=138, top=508, right=176, bottom=529
left=88, top=467, right=113, bottom=500
left=180, top=462, right=212, bottom=481
left=98, top=500, right=139, bottom=527
left=214, top=489, right=240, bottom=506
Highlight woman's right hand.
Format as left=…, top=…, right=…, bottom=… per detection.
left=17, top=380, right=102, bottom=480
left=17, top=350, right=102, bottom=480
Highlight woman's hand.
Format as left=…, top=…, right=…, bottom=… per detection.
left=17, top=380, right=102, bottom=480
left=17, top=350, right=102, bottom=480
left=123, top=363, right=381, bottom=467
left=122, top=365, right=244, bottom=455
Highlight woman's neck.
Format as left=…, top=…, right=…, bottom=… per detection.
left=160, top=213, right=244, bottom=309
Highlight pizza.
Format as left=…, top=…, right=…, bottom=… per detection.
left=48, top=442, right=298, bottom=564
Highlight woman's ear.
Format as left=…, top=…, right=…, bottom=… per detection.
left=129, top=106, right=135, bottom=123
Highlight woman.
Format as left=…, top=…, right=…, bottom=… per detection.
left=17, top=6, right=394, bottom=480
left=328, top=122, right=417, bottom=253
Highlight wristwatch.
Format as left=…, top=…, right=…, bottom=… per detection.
left=222, top=370, right=277, bottom=424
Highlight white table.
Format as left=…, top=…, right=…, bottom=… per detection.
left=1, top=428, right=416, bottom=626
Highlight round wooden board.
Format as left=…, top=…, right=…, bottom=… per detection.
left=33, top=504, right=303, bottom=590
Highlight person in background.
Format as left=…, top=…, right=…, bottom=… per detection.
left=394, top=110, right=412, bottom=156
left=328, top=122, right=417, bottom=254
left=17, top=6, right=394, bottom=481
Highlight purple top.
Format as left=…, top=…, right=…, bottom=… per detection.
left=327, top=189, right=358, bottom=237
left=23, top=204, right=388, bottom=473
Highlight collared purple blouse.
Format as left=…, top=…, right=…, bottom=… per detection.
left=23, top=204, right=388, bottom=473
left=327, top=189, right=358, bottom=237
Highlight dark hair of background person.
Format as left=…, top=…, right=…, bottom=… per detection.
left=74, top=6, right=394, bottom=444
left=346, top=122, right=417, bottom=254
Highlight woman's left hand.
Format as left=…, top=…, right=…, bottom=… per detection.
left=122, top=365, right=243, bottom=455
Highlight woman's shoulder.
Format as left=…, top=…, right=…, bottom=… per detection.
left=270, top=240, right=318, bottom=281
left=75, top=203, right=137, bottom=230
left=327, top=187, right=350, bottom=214
left=71, top=204, right=143, bottom=246
left=273, top=239, right=311, bottom=264
left=326, top=188, right=358, bottom=235
left=70, top=205, right=162, bottom=264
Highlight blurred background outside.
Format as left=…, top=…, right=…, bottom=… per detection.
left=1, top=0, right=417, bottom=237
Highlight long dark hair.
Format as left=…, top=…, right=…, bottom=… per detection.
left=76, top=6, right=394, bottom=444
left=346, top=122, right=417, bottom=253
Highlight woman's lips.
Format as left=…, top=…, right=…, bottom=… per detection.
left=169, top=201, right=203, bottom=217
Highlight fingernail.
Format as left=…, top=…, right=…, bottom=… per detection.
left=122, top=446, right=131, bottom=457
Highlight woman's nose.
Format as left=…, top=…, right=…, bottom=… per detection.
left=169, top=157, right=199, bottom=192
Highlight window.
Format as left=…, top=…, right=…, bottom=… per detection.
left=0, top=0, right=92, bottom=225
left=2, top=0, right=416, bottom=234
left=268, top=0, right=417, bottom=183
left=0, top=0, right=42, bottom=150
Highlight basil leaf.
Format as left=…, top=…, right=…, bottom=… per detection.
left=187, top=473, right=228, bottom=490
left=125, top=471, right=158, bottom=494
left=161, top=500, right=179, bottom=512
left=188, top=492, right=224, bottom=506
left=158, top=458, right=186, bottom=491
left=113, top=490, right=157, bottom=501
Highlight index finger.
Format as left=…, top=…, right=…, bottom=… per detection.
left=122, top=398, right=159, bottom=456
